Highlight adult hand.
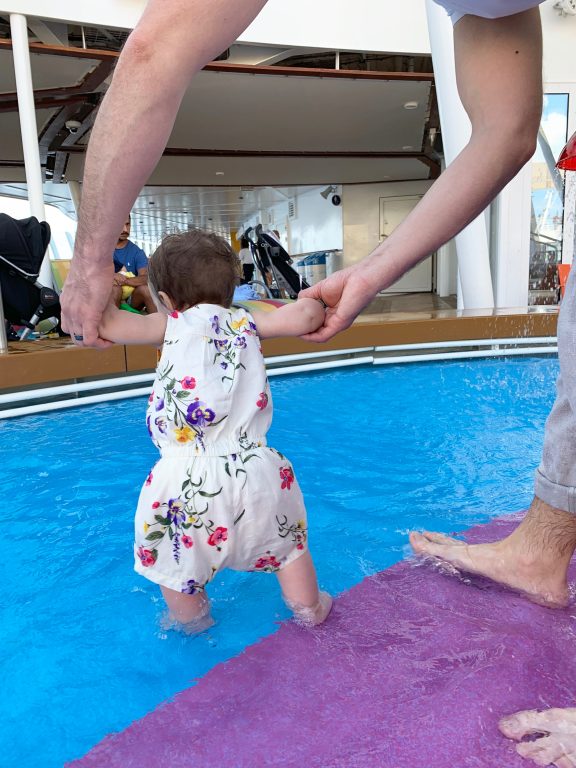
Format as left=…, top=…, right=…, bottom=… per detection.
left=299, top=263, right=380, bottom=342
left=61, top=262, right=115, bottom=348
left=113, top=273, right=128, bottom=287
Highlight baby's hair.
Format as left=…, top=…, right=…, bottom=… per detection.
left=148, top=228, right=240, bottom=311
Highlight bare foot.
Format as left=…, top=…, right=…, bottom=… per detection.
left=499, top=708, right=576, bottom=767
left=288, top=591, right=333, bottom=627
left=409, top=498, right=576, bottom=608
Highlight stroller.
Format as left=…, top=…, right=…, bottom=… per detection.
left=244, top=224, right=309, bottom=299
left=0, top=213, right=61, bottom=340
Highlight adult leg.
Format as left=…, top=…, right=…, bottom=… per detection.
left=499, top=709, right=576, bottom=767
left=131, top=284, right=157, bottom=313
left=276, top=551, right=332, bottom=626
left=410, top=250, right=576, bottom=607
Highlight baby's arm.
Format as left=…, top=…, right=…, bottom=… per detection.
left=98, top=304, right=167, bottom=346
left=251, top=298, right=325, bottom=339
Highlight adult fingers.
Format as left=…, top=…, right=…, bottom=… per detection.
left=300, top=312, right=352, bottom=343
left=79, top=322, right=113, bottom=349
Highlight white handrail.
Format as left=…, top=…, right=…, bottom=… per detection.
left=0, top=372, right=155, bottom=405
left=266, top=347, right=373, bottom=364
left=374, top=336, right=556, bottom=352
left=373, top=347, right=558, bottom=366
left=0, top=336, right=559, bottom=418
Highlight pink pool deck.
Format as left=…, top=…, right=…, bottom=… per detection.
left=69, top=513, right=576, bottom=768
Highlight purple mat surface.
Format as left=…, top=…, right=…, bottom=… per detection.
left=70, top=514, right=576, bottom=768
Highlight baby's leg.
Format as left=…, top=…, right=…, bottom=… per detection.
left=276, top=551, right=332, bottom=626
left=160, top=585, right=214, bottom=634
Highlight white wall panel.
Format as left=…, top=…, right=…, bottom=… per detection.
left=0, top=0, right=431, bottom=54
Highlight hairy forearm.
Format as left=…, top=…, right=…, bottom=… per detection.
left=74, top=48, right=189, bottom=271
left=360, top=129, right=536, bottom=289
left=73, top=0, right=268, bottom=272
left=126, top=274, right=149, bottom=287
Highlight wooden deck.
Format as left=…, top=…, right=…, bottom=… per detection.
left=0, top=304, right=558, bottom=394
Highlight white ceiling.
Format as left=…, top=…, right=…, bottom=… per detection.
left=0, top=43, right=435, bottom=238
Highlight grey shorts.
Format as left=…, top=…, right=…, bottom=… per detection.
left=535, top=263, right=576, bottom=513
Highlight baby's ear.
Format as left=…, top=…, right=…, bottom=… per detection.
left=157, top=290, right=175, bottom=312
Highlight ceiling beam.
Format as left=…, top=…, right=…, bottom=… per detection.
left=66, top=146, right=439, bottom=160
left=51, top=150, right=69, bottom=183
left=0, top=39, right=434, bottom=82
left=0, top=58, right=113, bottom=112
left=27, top=19, right=69, bottom=46
left=64, top=144, right=440, bottom=175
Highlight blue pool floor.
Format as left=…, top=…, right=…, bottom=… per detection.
left=0, top=357, right=559, bottom=767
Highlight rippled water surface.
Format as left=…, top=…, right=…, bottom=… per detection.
left=0, top=357, right=558, bottom=766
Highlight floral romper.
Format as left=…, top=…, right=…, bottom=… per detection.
left=134, top=303, right=308, bottom=595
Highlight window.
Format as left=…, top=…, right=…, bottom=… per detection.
left=529, top=93, right=569, bottom=305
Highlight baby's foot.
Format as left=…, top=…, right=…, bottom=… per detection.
left=286, top=591, right=333, bottom=627
left=161, top=608, right=215, bottom=635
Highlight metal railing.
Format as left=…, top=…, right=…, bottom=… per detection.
left=0, top=336, right=559, bottom=419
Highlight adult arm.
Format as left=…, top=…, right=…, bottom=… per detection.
left=301, top=9, right=542, bottom=341
left=61, top=0, right=269, bottom=347
left=252, top=298, right=325, bottom=339
left=124, top=267, right=149, bottom=288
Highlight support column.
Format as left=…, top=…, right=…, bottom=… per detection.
left=564, top=173, right=576, bottom=266
left=10, top=13, right=53, bottom=288
left=425, top=0, right=494, bottom=310
left=491, top=162, right=532, bottom=307
left=68, top=180, right=82, bottom=215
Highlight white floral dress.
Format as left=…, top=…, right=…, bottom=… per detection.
left=134, top=304, right=307, bottom=594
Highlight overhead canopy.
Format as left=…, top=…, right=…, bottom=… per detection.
left=0, top=0, right=431, bottom=54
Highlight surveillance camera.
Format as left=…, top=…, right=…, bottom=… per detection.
left=554, top=0, right=576, bottom=13
left=65, top=120, right=82, bottom=134
left=331, top=194, right=342, bottom=207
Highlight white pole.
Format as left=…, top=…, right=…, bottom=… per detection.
left=492, top=162, right=532, bottom=307
left=0, top=288, right=8, bottom=354
left=425, top=0, right=494, bottom=310
left=10, top=13, right=53, bottom=288
left=67, top=180, right=82, bottom=215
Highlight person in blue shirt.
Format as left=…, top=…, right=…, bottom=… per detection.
left=111, top=217, right=157, bottom=313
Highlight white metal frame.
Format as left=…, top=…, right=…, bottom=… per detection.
left=0, top=336, right=558, bottom=419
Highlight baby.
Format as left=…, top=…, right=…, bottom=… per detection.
left=99, top=228, right=332, bottom=632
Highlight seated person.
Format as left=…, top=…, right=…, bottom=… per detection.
left=111, top=216, right=156, bottom=313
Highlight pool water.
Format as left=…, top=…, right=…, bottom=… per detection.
left=0, top=357, right=558, bottom=767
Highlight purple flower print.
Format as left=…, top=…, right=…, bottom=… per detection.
left=167, top=498, right=186, bottom=525
left=211, top=315, right=221, bottom=333
left=186, top=400, right=216, bottom=427
left=172, top=530, right=181, bottom=564
left=155, top=397, right=165, bottom=411
left=181, top=579, right=200, bottom=595
left=214, top=339, right=229, bottom=351
left=233, top=336, right=247, bottom=348
left=220, top=362, right=228, bottom=370
left=146, top=415, right=152, bottom=438
left=249, top=321, right=257, bottom=333
left=154, top=416, right=167, bottom=434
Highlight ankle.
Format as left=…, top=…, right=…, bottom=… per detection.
left=504, top=498, right=576, bottom=568
left=284, top=590, right=333, bottom=627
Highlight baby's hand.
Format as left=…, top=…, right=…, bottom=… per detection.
left=295, top=296, right=326, bottom=336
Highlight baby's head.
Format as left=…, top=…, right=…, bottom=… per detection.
left=148, top=228, right=240, bottom=312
